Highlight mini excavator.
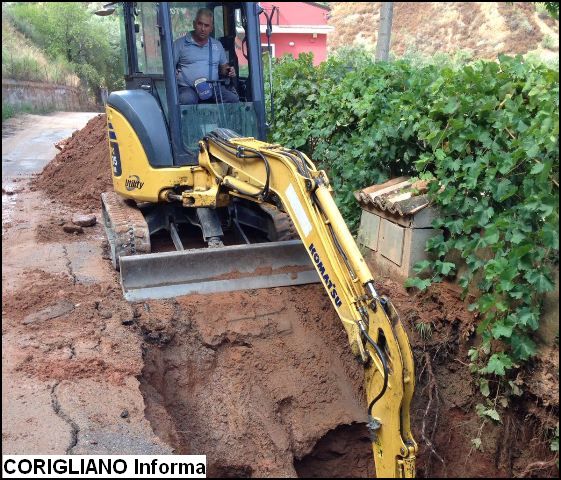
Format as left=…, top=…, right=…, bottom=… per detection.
left=96, top=2, right=417, bottom=476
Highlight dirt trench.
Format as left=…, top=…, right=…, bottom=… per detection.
left=4, top=114, right=558, bottom=477
left=136, top=288, right=373, bottom=477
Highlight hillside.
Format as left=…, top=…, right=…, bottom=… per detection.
left=328, top=2, right=559, bottom=62
left=1, top=13, right=79, bottom=86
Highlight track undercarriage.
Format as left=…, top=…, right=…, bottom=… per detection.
left=101, top=191, right=317, bottom=301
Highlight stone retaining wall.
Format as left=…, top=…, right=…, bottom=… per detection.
left=2, top=78, right=97, bottom=112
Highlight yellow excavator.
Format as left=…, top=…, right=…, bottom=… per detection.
left=96, top=2, right=417, bottom=476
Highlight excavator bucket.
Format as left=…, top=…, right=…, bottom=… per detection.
left=119, top=240, right=320, bottom=302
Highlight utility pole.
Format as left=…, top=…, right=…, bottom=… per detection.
left=375, top=2, right=394, bottom=62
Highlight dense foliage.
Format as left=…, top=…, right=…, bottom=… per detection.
left=540, top=1, right=559, bottom=19
left=269, top=51, right=559, bottom=402
left=4, top=2, right=124, bottom=97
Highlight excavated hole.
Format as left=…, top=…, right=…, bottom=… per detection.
left=138, top=289, right=375, bottom=477
left=140, top=342, right=373, bottom=477
left=294, top=424, right=374, bottom=478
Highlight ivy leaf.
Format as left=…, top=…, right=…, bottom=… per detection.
left=413, top=260, right=432, bottom=274
left=477, top=294, right=496, bottom=313
left=492, top=319, right=515, bottom=339
left=437, top=261, right=456, bottom=275
left=530, top=162, right=544, bottom=174
left=508, top=287, right=526, bottom=300
left=479, top=378, right=490, bottom=397
left=471, top=438, right=483, bottom=451
left=493, top=179, right=517, bottom=202
left=435, top=148, right=447, bottom=161
left=483, top=407, right=502, bottom=423
left=551, top=426, right=559, bottom=452
left=511, top=334, right=537, bottom=361
left=524, top=270, right=555, bottom=293
left=484, top=352, right=513, bottom=376
left=541, top=223, right=559, bottom=249
left=508, top=380, right=523, bottom=396
left=443, top=98, right=460, bottom=114
left=404, top=277, right=432, bottom=291
left=509, top=230, right=526, bottom=245
left=517, top=308, right=539, bottom=330
left=475, top=403, right=486, bottom=417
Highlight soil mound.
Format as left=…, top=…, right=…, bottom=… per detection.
left=32, top=114, right=112, bottom=212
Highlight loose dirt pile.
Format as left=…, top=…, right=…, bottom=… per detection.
left=31, top=114, right=112, bottom=212
left=23, top=115, right=559, bottom=477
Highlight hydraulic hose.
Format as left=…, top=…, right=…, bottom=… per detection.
left=205, top=133, right=271, bottom=199
left=357, top=319, right=389, bottom=416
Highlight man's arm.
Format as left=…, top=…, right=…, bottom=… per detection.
left=217, top=42, right=235, bottom=78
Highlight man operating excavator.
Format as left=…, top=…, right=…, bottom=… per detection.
left=173, top=8, right=239, bottom=105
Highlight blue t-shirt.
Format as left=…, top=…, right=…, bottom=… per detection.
left=173, top=32, right=227, bottom=87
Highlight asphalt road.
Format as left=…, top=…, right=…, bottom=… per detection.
left=2, top=111, right=172, bottom=456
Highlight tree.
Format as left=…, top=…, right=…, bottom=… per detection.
left=5, top=2, right=124, bottom=96
left=375, top=2, right=394, bottom=62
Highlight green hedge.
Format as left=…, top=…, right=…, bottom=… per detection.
left=269, top=51, right=559, bottom=390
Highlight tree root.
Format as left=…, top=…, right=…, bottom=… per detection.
left=420, top=350, right=447, bottom=477
left=515, top=456, right=559, bottom=478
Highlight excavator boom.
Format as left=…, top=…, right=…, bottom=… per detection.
left=111, top=126, right=418, bottom=476
left=197, top=129, right=418, bottom=477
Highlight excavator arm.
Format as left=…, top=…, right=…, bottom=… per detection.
left=196, top=129, right=418, bottom=477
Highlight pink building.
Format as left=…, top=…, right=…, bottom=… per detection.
left=258, top=2, right=333, bottom=65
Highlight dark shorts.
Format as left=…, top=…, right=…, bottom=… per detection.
left=178, top=85, right=239, bottom=105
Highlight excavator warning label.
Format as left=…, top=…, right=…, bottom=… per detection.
left=285, top=184, right=312, bottom=237
left=308, top=244, right=342, bottom=308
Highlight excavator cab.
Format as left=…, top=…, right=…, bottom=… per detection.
left=112, top=2, right=266, bottom=166
left=97, top=2, right=318, bottom=297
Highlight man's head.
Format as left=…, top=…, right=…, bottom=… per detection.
left=192, top=8, right=213, bottom=42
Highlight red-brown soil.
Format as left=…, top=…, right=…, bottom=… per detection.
left=31, top=114, right=112, bottom=212
left=10, top=114, right=558, bottom=477
left=328, top=2, right=559, bottom=61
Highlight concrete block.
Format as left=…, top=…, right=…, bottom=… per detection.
left=358, top=207, right=440, bottom=281
left=379, top=219, right=405, bottom=266
left=358, top=210, right=380, bottom=251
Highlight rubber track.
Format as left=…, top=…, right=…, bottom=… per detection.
left=101, top=192, right=151, bottom=270
left=258, top=203, right=298, bottom=241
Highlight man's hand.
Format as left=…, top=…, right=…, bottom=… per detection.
left=220, top=64, right=235, bottom=78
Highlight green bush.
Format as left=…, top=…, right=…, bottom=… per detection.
left=2, top=102, right=15, bottom=122
left=2, top=15, right=79, bottom=86
left=270, top=51, right=559, bottom=389
left=1, top=101, right=56, bottom=122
